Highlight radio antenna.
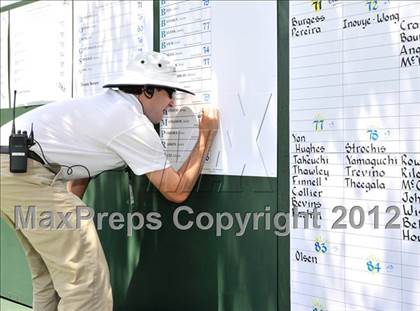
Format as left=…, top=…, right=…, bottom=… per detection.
left=11, top=90, right=17, bottom=135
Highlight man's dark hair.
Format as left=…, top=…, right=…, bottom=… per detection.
left=118, top=85, right=175, bottom=99
left=117, top=85, right=144, bottom=95
left=118, top=85, right=153, bottom=98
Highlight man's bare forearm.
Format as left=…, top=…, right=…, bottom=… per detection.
left=146, top=106, right=219, bottom=203
left=176, top=129, right=216, bottom=192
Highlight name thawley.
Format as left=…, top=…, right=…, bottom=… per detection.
left=292, top=164, right=330, bottom=177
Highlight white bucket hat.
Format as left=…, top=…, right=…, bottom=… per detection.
left=103, top=51, right=195, bottom=95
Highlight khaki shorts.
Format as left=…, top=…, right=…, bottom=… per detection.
left=0, top=154, right=112, bottom=311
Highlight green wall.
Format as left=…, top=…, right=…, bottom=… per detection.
left=277, top=1, right=290, bottom=310
left=83, top=172, right=280, bottom=311
left=121, top=176, right=278, bottom=311
left=0, top=1, right=290, bottom=310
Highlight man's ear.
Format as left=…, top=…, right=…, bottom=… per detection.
left=144, top=86, right=155, bottom=99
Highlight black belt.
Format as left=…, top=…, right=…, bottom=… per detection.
left=0, top=145, right=45, bottom=165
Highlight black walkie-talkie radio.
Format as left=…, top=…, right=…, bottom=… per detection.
left=9, top=90, right=34, bottom=173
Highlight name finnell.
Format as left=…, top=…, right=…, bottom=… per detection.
left=292, top=176, right=323, bottom=187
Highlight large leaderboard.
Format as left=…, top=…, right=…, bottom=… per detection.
left=290, top=1, right=419, bottom=311
left=9, top=1, right=72, bottom=106
left=1, top=1, right=153, bottom=104
left=159, top=0, right=277, bottom=177
left=73, top=0, right=153, bottom=96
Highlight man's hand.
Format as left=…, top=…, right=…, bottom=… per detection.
left=67, top=178, right=90, bottom=199
left=197, top=105, right=219, bottom=154
left=199, top=105, right=219, bottom=132
left=146, top=106, right=219, bottom=203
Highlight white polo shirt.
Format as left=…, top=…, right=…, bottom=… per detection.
left=0, top=89, right=170, bottom=180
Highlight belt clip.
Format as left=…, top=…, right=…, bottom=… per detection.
left=50, top=169, right=63, bottom=186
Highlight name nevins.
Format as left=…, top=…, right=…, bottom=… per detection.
left=290, top=15, right=325, bottom=38
left=291, top=196, right=321, bottom=210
